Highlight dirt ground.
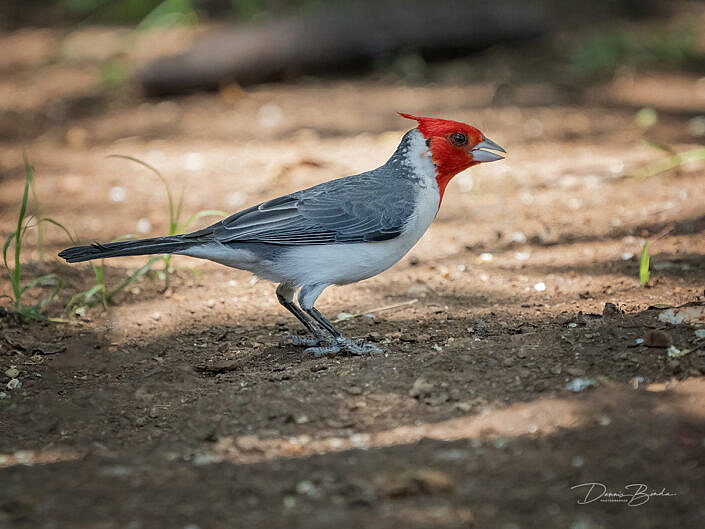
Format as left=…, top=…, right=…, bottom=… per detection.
left=2, top=22, right=705, bottom=529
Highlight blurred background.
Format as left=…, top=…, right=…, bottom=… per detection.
left=2, top=0, right=705, bottom=271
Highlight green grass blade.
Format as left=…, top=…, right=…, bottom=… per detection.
left=9, top=158, right=34, bottom=308
left=177, top=209, right=228, bottom=234
left=172, top=192, right=184, bottom=235
left=20, top=273, right=60, bottom=295
left=106, top=256, right=161, bottom=302
left=636, top=146, right=705, bottom=178
left=108, top=153, right=175, bottom=223
left=38, top=218, right=79, bottom=244
left=30, top=171, right=45, bottom=263
left=639, top=240, right=650, bottom=286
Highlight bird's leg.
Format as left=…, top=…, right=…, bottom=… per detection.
left=297, top=284, right=382, bottom=357
left=276, top=283, right=330, bottom=347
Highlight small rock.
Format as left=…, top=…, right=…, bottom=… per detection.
left=658, top=305, right=705, bottom=325
left=409, top=377, right=434, bottom=398
left=151, top=312, right=161, bottom=321
left=376, top=468, right=454, bottom=497
left=206, top=299, right=216, bottom=308
left=644, top=330, right=672, bottom=348
left=413, top=468, right=455, bottom=493
left=533, top=282, right=546, bottom=292
left=6, top=379, right=21, bottom=390
left=566, top=367, right=585, bottom=376
left=407, top=284, right=429, bottom=296
left=296, top=480, right=318, bottom=496
left=4, top=366, right=19, bottom=378
left=424, top=392, right=449, bottom=406
left=646, top=382, right=667, bottom=392
left=345, top=386, right=363, bottom=395
left=667, top=345, right=692, bottom=358
left=294, top=415, right=310, bottom=424
left=565, top=377, right=597, bottom=392
left=603, top=303, right=621, bottom=317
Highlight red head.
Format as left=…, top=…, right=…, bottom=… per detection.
left=399, top=112, right=505, bottom=203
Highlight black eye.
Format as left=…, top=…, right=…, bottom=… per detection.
left=449, top=132, right=467, bottom=146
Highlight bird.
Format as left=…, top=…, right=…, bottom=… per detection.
left=59, top=113, right=505, bottom=356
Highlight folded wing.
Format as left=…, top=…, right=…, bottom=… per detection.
left=186, top=174, right=415, bottom=246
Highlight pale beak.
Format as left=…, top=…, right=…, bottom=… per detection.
left=471, top=136, right=506, bottom=163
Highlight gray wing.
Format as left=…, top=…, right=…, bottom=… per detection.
left=186, top=173, right=416, bottom=246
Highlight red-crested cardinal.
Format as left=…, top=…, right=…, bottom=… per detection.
left=60, top=113, right=505, bottom=355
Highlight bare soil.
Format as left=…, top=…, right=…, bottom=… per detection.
left=1, top=25, right=705, bottom=529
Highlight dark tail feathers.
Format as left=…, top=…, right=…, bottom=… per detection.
left=59, top=236, right=196, bottom=263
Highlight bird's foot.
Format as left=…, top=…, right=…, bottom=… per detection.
left=304, top=337, right=382, bottom=357
left=281, top=334, right=327, bottom=347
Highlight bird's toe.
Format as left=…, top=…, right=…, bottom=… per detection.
left=281, top=334, right=323, bottom=347
left=303, top=344, right=342, bottom=357
left=341, top=339, right=383, bottom=355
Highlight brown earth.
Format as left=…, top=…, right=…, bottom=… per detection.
left=1, top=25, right=705, bottom=529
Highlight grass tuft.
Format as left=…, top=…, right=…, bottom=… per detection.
left=2, top=157, right=73, bottom=321
left=107, top=154, right=225, bottom=290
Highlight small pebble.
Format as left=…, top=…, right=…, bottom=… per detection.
left=6, top=379, right=21, bottom=390
left=136, top=218, right=152, bottom=234
left=295, top=480, right=318, bottom=496
left=644, top=330, right=672, bottom=348
left=510, top=231, right=527, bottom=244
left=533, top=282, right=546, bottom=292
left=566, top=377, right=597, bottom=392
left=109, top=186, right=127, bottom=202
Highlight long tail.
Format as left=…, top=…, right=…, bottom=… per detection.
left=58, top=236, right=198, bottom=263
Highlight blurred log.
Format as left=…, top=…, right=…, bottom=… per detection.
left=138, top=1, right=549, bottom=96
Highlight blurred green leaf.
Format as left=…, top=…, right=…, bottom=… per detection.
left=636, top=108, right=658, bottom=129
left=100, top=59, right=130, bottom=89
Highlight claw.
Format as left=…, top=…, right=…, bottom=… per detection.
left=303, top=338, right=382, bottom=357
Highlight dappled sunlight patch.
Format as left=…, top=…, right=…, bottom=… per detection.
left=0, top=448, right=83, bottom=469
left=201, top=392, right=599, bottom=465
